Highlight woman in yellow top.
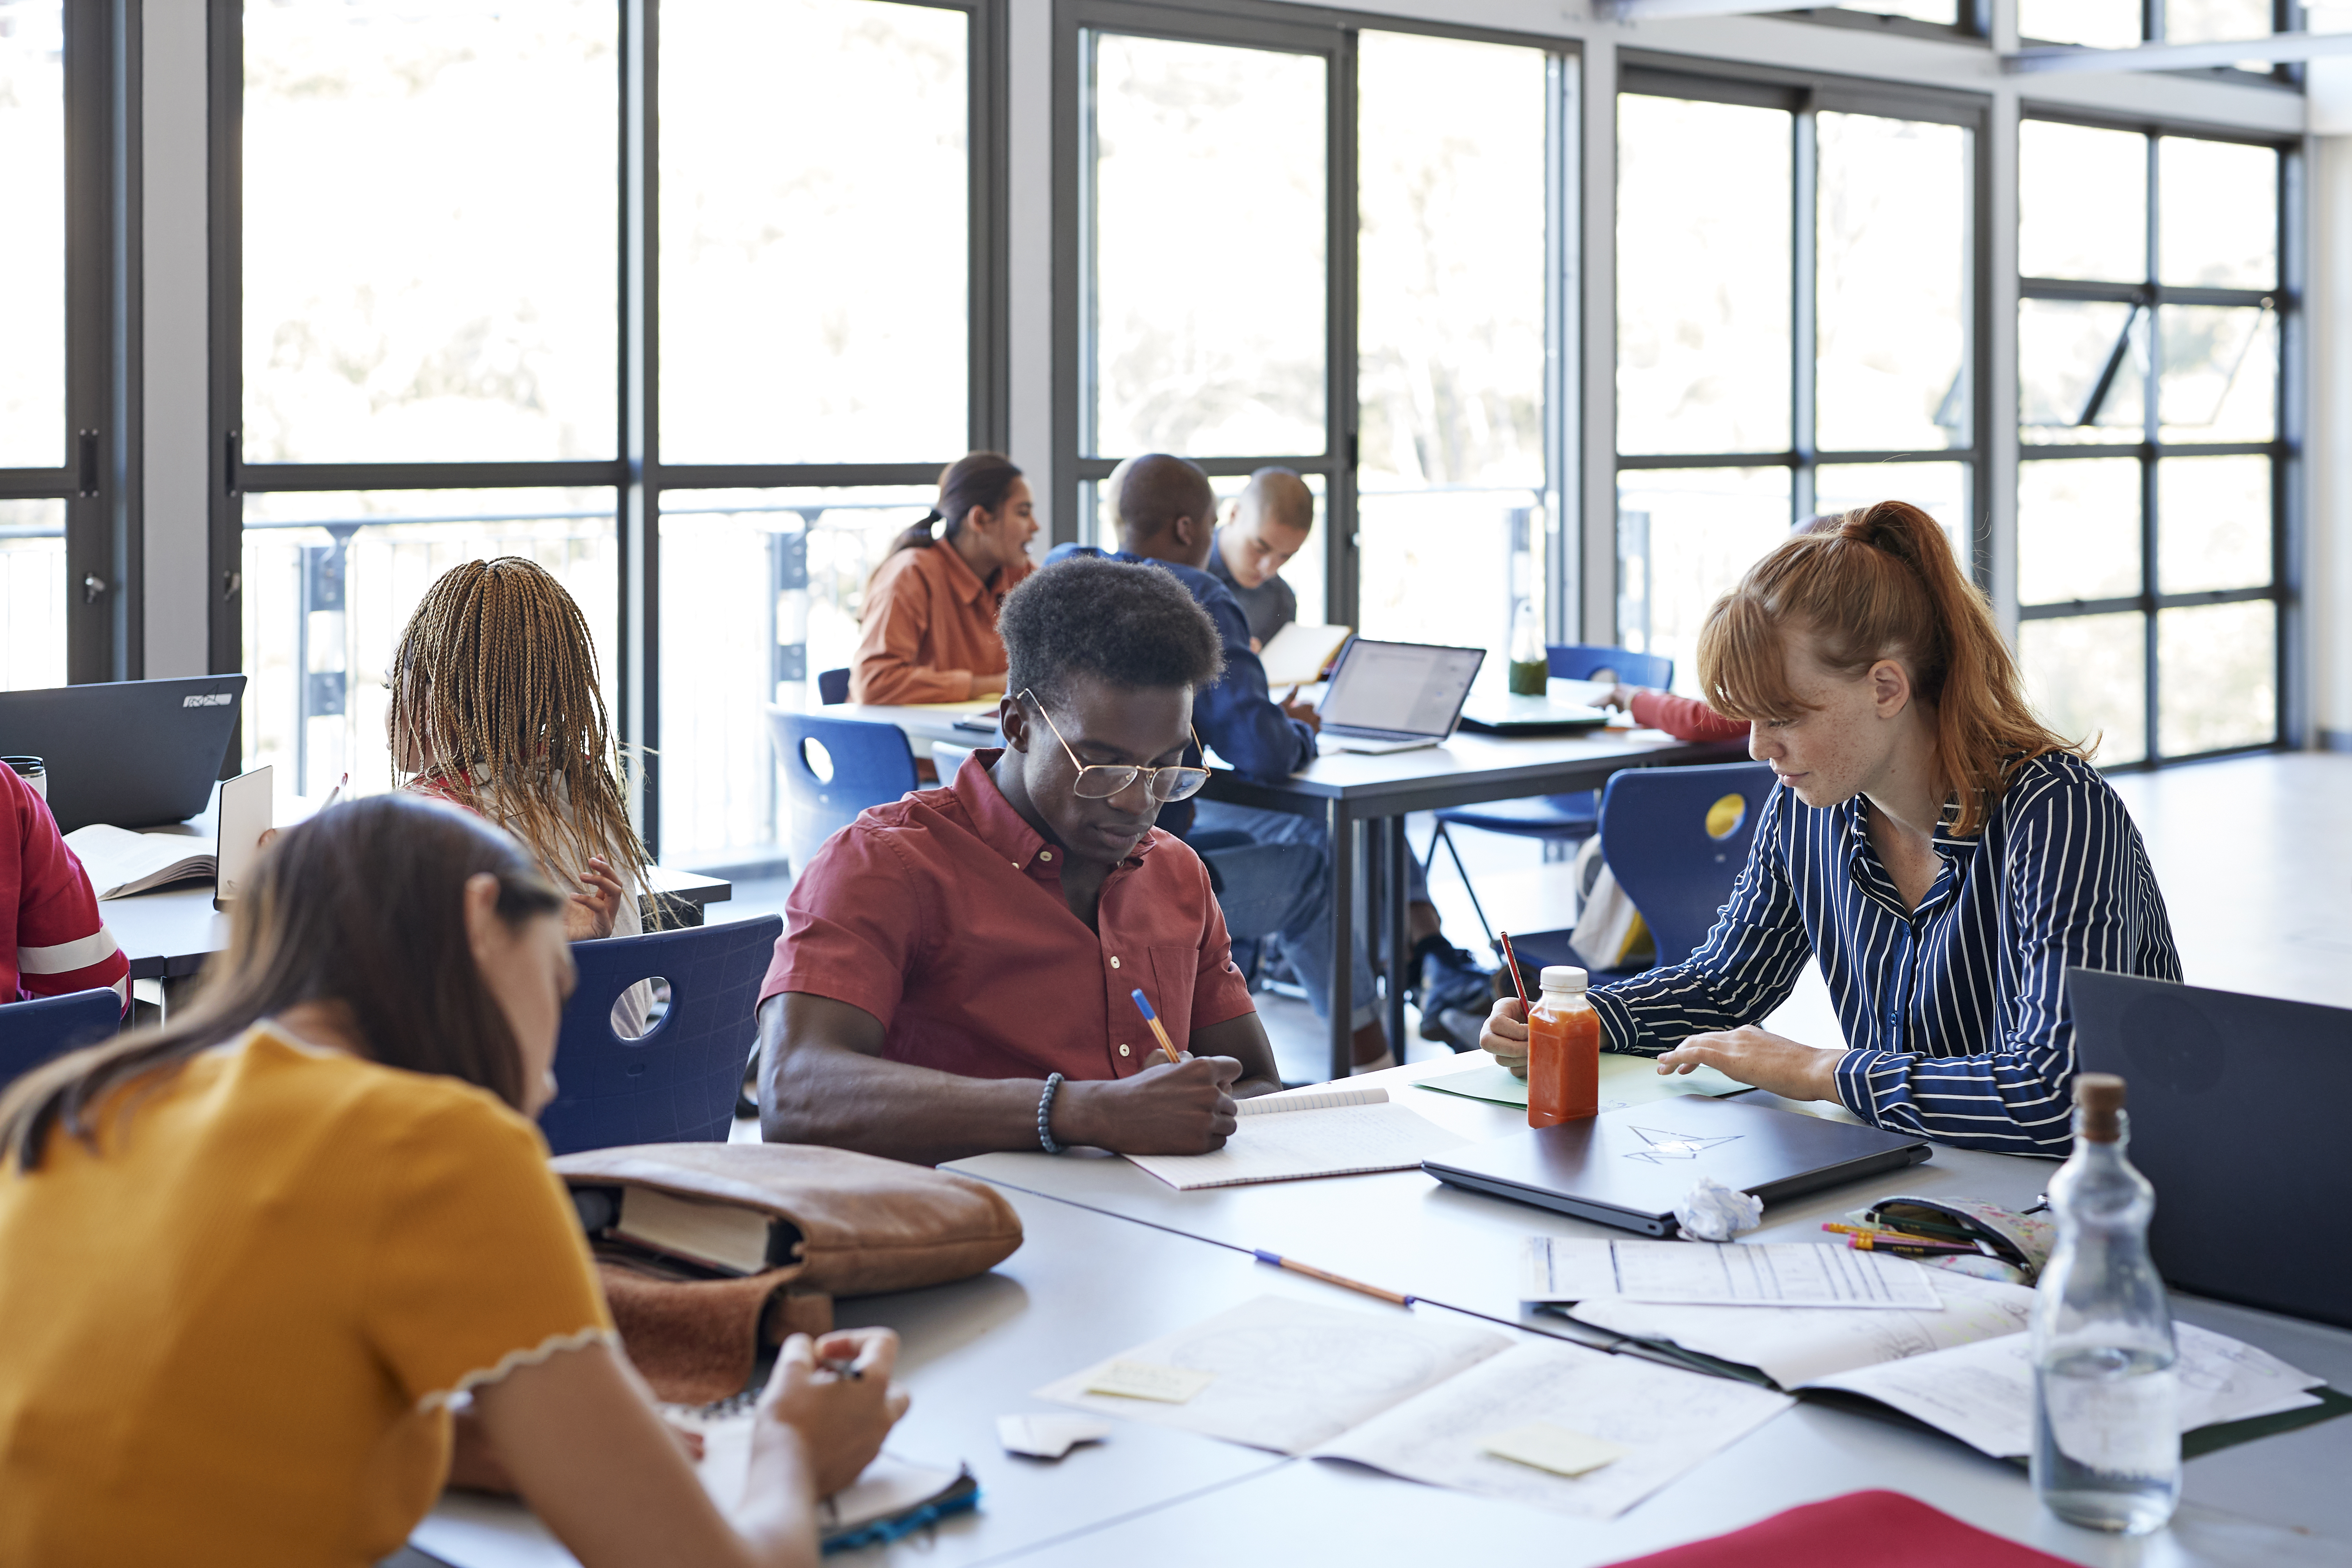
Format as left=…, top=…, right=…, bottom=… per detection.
left=0, top=794, right=907, bottom=1568
left=849, top=451, right=1038, bottom=703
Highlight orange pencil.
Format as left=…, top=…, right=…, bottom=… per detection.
left=1130, top=988, right=1184, bottom=1066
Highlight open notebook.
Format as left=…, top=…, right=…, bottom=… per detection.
left=1123, top=1084, right=1468, bottom=1191
left=1036, top=1294, right=1790, bottom=1521
left=64, top=824, right=216, bottom=899
left=1524, top=1237, right=2337, bottom=1461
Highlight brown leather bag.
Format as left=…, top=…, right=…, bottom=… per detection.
left=551, top=1142, right=1023, bottom=1404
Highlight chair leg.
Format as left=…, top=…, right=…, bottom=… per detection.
left=1425, top=820, right=1497, bottom=953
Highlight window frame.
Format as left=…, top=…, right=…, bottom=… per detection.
left=0, top=0, right=138, bottom=685
left=205, top=0, right=1009, bottom=854
left=2013, top=105, right=2300, bottom=767
left=1051, top=0, right=1581, bottom=638
left=1610, top=55, right=1996, bottom=621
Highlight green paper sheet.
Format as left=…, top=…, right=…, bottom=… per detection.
left=1415, top=1054, right=1748, bottom=1110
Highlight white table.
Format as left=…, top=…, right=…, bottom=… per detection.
left=407, top=1060, right=2352, bottom=1566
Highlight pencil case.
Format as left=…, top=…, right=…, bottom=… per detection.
left=1844, top=1194, right=2056, bottom=1288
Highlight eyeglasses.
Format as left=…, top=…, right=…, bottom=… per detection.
left=1020, top=690, right=1210, bottom=803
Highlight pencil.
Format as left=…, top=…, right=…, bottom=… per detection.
left=1821, top=1221, right=1961, bottom=1247
left=1497, top=931, right=1530, bottom=1012
left=1130, top=988, right=1183, bottom=1066
left=1846, top=1236, right=1984, bottom=1257
left=1254, top=1249, right=1415, bottom=1307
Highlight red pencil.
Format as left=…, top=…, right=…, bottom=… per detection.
left=1497, top=931, right=1531, bottom=1012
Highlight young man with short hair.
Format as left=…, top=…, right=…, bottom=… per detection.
left=757, top=555, right=1282, bottom=1166
left=1207, top=468, right=1314, bottom=651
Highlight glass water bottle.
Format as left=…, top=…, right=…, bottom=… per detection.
left=2030, top=1073, right=2180, bottom=1535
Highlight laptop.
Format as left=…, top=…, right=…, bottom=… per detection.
left=1458, top=676, right=1615, bottom=736
left=2069, top=969, right=2352, bottom=1330
left=1423, top=1094, right=1932, bottom=1236
left=0, top=676, right=247, bottom=833
left=1315, top=639, right=1485, bottom=755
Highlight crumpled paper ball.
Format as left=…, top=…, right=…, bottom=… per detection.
left=1675, top=1175, right=1763, bottom=1242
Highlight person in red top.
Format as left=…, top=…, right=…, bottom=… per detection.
left=1605, top=685, right=1750, bottom=744
left=758, top=555, right=1282, bottom=1166
left=2, top=766, right=127, bottom=1007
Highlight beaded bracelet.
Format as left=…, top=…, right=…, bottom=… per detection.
left=1037, top=1071, right=1066, bottom=1154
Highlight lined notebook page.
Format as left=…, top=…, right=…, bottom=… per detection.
left=1126, top=1088, right=1468, bottom=1190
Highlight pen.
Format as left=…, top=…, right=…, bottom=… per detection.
left=1253, top=1249, right=1415, bottom=1307
left=1497, top=931, right=1530, bottom=1012
left=320, top=772, right=348, bottom=812
left=818, top=1355, right=864, bottom=1380
left=1130, top=989, right=1184, bottom=1066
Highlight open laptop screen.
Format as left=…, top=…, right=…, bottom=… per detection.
left=1320, top=640, right=1484, bottom=737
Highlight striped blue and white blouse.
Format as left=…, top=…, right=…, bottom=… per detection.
left=1586, top=753, right=2180, bottom=1156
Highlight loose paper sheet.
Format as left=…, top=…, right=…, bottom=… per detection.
left=1417, top=1055, right=1747, bottom=1112
left=1523, top=1237, right=1942, bottom=1311
left=1567, top=1269, right=2038, bottom=1388
left=997, top=1414, right=1111, bottom=1459
left=1801, top=1321, right=2326, bottom=1459
left=1036, top=1294, right=1510, bottom=1455
left=1123, top=1098, right=1468, bottom=1190
left=1312, top=1339, right=1792, bottom=1520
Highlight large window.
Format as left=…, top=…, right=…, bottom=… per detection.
left=2, top=0, right=127, bottom=688
left=218, top=0, right=1002, bottom=859
left=2014, top=118, right=2287, bottom=766
left=1615, top=69, right=1982, bottom=694
left=1066, top=5, right=1570, bottom=665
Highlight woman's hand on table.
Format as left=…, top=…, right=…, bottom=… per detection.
left=1479, top=997, right=1530, bottom=1081
left=1655, top=1026, right=1848, bottom=1103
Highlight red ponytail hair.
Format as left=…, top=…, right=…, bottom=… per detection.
left=1696, top=500, right=2085, bottom=837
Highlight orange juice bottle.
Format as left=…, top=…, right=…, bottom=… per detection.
left=1527, top=965, right=1599, bottom=1127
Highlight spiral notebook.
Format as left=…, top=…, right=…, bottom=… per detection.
left=1122, top=1085, right=1469, bottom=1190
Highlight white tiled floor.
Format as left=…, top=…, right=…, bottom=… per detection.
left=698, top=751, right=2352, bottom=1085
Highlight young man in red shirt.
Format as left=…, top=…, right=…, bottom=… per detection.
left=756, top=554, right=1282, bottom=1165
left=2, top=766, right=127, bottom=1006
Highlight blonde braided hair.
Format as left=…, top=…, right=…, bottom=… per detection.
left=389, top=557, right=655, bottom=917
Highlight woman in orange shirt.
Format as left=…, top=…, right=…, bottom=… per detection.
left=0, top=794, right=906, bottom=1568
left=850, top=451, right=1038, bottom=703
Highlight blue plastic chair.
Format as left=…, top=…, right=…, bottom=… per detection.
left=1424, top=645, right=1675, bottom=951
left=538, top=914, right=785, bottom=1157
left=816, top=668, right=851, bottom=705
left=1506, top=760, right=1777, bottom=982
left=932, top=741, right=975, bottom=785
left=0, top=987, right=122, bottom=1091
left=766, top=707, right=920, bottom=878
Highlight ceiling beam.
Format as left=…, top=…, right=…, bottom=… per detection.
left=2005, top=31, right=2352, bottom=74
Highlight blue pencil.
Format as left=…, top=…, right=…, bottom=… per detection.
left=1130, top=988, right=1183, bottom=1065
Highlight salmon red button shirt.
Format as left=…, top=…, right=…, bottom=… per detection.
left=762, top=747, right=1256, bottom=1080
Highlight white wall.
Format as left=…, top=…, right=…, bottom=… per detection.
left=2309, top=134, right=2352, bottom=747
left=141, top=0, right=209, bottom=679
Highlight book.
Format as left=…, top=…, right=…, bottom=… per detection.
left=64, top=824, right=216, bottom=899
left=1256, top=621, right=1354, bottom=688
left=1121, top=1084, right=1469, bottom=1191
left=1037, top=1293, right=1791, bottom=1520
left=1536, top=1248, right=2333, bottom=1459
left=569, top=1184, right=785, bottom=1277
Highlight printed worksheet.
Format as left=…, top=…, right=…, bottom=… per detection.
left=1522, top=1237, right=1943, bottom=1311
left=1802, top=1321, right=2326, bottom=1458
left=1567, top=1269, right=2038, bottom=1387
left=1314, top=1340, right=1793, bottom=1520
left=1036, top=1294, right=1511, bottom=1454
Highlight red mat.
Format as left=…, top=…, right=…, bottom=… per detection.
left=1603, top=1491, right=2078, bottom=1567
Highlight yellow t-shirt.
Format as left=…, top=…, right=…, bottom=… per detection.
left=0, top=1024, right=615, bottom=1567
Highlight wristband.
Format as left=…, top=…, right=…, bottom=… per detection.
left=1037, top=1072, right=1066, bottom=1154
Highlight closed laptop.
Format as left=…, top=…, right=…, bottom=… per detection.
left=1423, top=1092, right=1932, bottom=1237
left=2069, top=968, right=2352, bottom=1330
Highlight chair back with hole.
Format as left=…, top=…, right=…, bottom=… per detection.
left=0, top=987, right=120, bottom=1092
left=1548, top=644, right=1672, bottom=691
left=765, top=707, right=919, bottom=876
left=538, top=915, right=783, bottom=1157
left=1597, top=761, right=1777, bottom=968
left=816, top=668, right=851, bottom=705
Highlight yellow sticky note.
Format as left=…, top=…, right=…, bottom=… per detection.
left=1084, top=1360, right=1217, bottom=1404
left=1481, top=1421, right=1629, bottom=1479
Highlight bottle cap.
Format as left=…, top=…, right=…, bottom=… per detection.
left=2076, top=1072, right=2126, bottom=1143
left=1538, top=965, right=1587, bottom=992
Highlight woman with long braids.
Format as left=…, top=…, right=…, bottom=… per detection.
left=848, top=452, right=1038, bottom=704
left=389, top=557, right=652, bottom=962
left=1480, top=501, right=2181, bottom=1155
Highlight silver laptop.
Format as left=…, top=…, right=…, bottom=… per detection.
left=1316, top=639, right=1485, bottom=754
